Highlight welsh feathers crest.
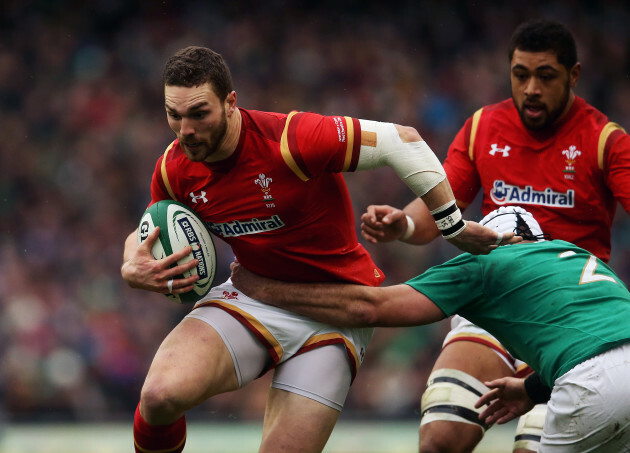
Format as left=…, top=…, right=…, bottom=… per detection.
left=562, top=145, right=581, bottom=163
left=562, top=145, right=581, bottom=177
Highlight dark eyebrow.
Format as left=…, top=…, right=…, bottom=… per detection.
left=165, top=101, right=210, bottom=114
left=511, top=64, right=560, bottom=73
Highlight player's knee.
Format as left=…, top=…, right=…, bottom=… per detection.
left=419, top=369, right=490, bottom=453
left=420, top=422, right=483, bottom=453
left=140, top=380, right=183, bottom=422
left=420, top=369, right=491, bottom=430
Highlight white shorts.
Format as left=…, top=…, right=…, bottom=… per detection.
left=185, top=279, right=374, bottom=411
left=541, top=342, right=630, bottom=452
left=443, top=315, right=531, bottom=376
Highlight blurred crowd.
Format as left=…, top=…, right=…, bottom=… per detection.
left=1, top=0, right=629, bottom=423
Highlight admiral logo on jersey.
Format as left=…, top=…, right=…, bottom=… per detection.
left=206, top=215, right=286, bottom=237
left=490, top=180, right=574, bottom=208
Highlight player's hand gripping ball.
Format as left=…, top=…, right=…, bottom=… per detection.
left=137, top=200, right=217, bottom=303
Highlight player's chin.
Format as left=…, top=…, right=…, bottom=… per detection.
left=183, top=149, right=206, bottom=162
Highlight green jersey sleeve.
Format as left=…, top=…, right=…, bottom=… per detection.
left=405, top=254, right=485, bottom=316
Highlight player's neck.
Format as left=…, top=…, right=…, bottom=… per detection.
left=202, top=108, right=242, bottom=164
left=553, top=91, right=575, bottom=126
left=218, top=107, right=242, bottom=159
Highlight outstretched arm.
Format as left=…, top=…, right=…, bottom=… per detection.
left=229, top=262, right=446, bottom=328
left=356, top=123, right=520, bottom=254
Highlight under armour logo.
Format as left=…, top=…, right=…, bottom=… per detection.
left=189, top=191, right=208, bottom=203
left=489, top=144, right=511, bottom=157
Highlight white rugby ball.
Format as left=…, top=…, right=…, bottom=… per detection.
left=137, top=200, right=216, bottom=304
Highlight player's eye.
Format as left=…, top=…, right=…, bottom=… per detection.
left=513, top=72, right=529, bottom=82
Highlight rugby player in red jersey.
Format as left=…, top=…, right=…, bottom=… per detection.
left=361, top=19, right=630, bottom=453
left=120, top=46, right=514, bottom=453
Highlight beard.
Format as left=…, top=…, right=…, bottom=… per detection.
left=182, top=109, right=229, bottom=162
left=516, top=80, right=571, bottom=131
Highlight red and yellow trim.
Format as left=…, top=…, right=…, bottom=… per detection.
left=160, top=141, right=179, bottom=201
left=444, top=333, right=515, bottom=368
left=134, top=435, right=186, bottom=453
left=341, top=116, right=356, bottom=172
left=281, top=111, right=310, bottom=181
left=468, top=108, right=483, bottom=160
left=296, top=332, right=361, bottom=381
left=194, top=300, right=284, bottom=363
left=598, top=122, right=626, bottom=170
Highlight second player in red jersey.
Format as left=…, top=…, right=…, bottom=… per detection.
left=360, top=19, right=630, bottom=453
left=446, top=95, right=629, bottom=262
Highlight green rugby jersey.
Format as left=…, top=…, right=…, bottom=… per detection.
left=406, top=240, right=630, bottom=386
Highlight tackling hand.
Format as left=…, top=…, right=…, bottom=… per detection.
left=448, top=221, right=522, bottom=255
left=475, top=376, right=534, bottom=425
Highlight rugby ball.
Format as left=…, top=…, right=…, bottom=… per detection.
left=137, top=200, right=216, bottom=304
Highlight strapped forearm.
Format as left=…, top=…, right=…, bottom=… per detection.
left=356, top=120, right=446, bottom=197
left=356, top=120, right=466, bottom=240
left=240, top=272, right=379, bottom=327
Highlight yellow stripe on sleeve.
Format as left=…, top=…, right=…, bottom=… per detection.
left=468, top=108, right=484, bottom=161
left=341, top=116, right=355, bottom=172
left=160, top=141, right=179, bottom=201
left=280, top=111, right=309, bottom=182
left=597, top=122, right=626, bottom=170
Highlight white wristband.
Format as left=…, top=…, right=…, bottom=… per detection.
left=430, top=201, right=466, bottom=239
left=400, top=215, right=415, bottom=241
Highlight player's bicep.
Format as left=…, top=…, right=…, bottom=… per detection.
left=290, top=112, right=360, bottom=177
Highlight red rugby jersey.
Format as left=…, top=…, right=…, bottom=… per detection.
left=150, top=108, right=385, bottom=286
left=444, top=96, right=630, bottom=262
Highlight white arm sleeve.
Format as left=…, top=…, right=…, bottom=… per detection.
left=356, top=119, right=446, bottom=197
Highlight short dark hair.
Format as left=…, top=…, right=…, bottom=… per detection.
left=162, top=46, right=233, bottom=101
left=508, top=19, right=578, bottom=71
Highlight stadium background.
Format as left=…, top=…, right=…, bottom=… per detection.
left=1, top=0, right=629, bottom=451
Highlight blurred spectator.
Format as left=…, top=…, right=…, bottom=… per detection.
left=1, top=0, right=629, bottom=422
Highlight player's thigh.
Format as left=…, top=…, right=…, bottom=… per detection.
left=142, top=317, right=239, bottom=409
left=272, top=344, right=352, bottom=411
left=260, top=388, right=340, bottom=453
left=260, top=345, right=351, bottom=452
left=433, top=340, right=514, bottom=380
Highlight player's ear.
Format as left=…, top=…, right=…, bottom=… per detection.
left=569, top=62, right=581, bottom=88
left=225, top=91, right=237, bottom=116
